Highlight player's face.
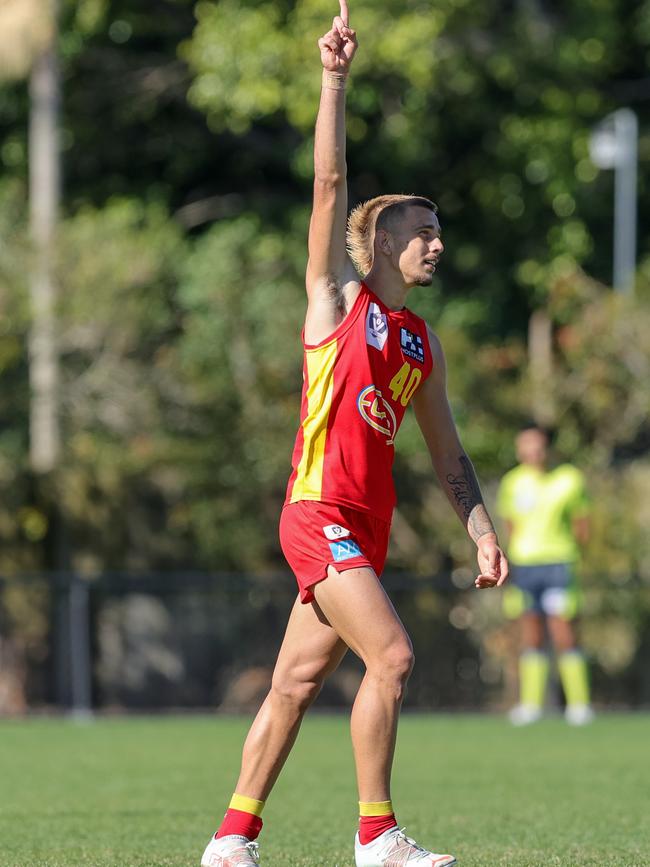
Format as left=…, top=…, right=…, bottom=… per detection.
left=393, top=207, right=443, bottom=287
left=516, top=429, right=548, bottom=467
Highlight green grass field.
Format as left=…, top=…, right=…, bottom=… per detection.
left=0, top=713, right=648, bottom=867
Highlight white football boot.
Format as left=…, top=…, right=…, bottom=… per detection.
left=508, top=704, right=543, bottom=726
left=355, top=826, right=456, bottom=867
left=565, top=704, right=595, bottom=726
left=200, top=834, right=260, bottom=867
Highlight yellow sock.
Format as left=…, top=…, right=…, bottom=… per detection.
left=558, top=651, right=590, bottom=706
left=229, top=793, right=265, bottom=816
left=519, top=651, right=549, bottom=708
left=359, top=800, right=393, bottom=817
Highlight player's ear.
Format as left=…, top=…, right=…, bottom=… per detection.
left=376, top=228, right=392, bottom=256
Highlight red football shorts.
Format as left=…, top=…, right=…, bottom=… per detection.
left=279, top=501, right=391, bottom=604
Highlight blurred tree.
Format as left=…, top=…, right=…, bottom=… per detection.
left=173, top=213, right=307, bottom=569
left=53, top=199, right=189, bottom=572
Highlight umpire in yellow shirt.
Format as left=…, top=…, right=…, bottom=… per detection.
left=497, top=422, right=594, bottom=725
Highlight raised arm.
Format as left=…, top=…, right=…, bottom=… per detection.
left=304, top=1, right=359, bottom=344
left=412, top=330, right=509, bottom=588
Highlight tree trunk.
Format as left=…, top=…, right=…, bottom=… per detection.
left=28, top=3, right=60, bottom=475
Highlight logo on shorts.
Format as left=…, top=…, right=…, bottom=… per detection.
left=357, top=385, right=397, bottom=445
left=323, top=524, right=351, bottom=540
left=400, top=327, right=425, bottom=364
left=366, top=302, right=388, bottom=351
left=541, top=587, right=571, bottom=617
left=329, top=540, right=363, bottom=562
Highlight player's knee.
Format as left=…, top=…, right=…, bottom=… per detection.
left=372, top=641, right=415, bottom=688
left=392, top=644, right=415, bottom=684
left=271, top=670, right=323, bottom=712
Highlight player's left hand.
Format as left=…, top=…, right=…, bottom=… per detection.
left=318, top=0, right=358, bottom=73
left=474, top=533, right=509, bottom=589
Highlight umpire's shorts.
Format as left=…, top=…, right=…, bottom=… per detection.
left=503, top=563, right=580, bottom=620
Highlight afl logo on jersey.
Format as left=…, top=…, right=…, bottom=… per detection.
left=366, top=302, right=388, bottom=351
left=357, top=385, right=397, bottom=445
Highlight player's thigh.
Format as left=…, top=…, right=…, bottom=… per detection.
left=312, top=565, right=412, bottom=667
left=272, top=594, right=348, bottom=688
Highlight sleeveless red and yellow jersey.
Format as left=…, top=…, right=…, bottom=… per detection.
left=285, top=282, right=434, bottom=523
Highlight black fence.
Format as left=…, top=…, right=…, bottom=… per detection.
left=1, top=571, right=649, bottom=714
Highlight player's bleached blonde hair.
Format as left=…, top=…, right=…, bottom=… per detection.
left=347, top=194, right=438, bottom=277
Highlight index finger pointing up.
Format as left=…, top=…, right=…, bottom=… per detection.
left=339, top=0, right=349, bottom=26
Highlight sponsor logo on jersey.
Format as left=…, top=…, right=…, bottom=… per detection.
left=357, top=385, right=397, bottom=445
left=323, top=524, right=351, bottom=541
left=329, top=539, right=363, bottom=561
left=366, top=302, right=388, bottom=351
left=400, top=327, right=425, bottom=363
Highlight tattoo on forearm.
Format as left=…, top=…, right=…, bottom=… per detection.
left=446, top=456, right=479, bottom=520
left=467, top=505, right=496, bottom=544
left=446, top=455, right=495, bottom=543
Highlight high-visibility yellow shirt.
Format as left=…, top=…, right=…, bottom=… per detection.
left=496, top=463, right=589, bottom=565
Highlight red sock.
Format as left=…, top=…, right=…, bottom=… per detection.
left=359, top=814, right=397, bottom=845
left=216, top=808, right=263, bottom=841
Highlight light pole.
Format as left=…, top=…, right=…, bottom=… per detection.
left=589, top=108, right=638, bottom=294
